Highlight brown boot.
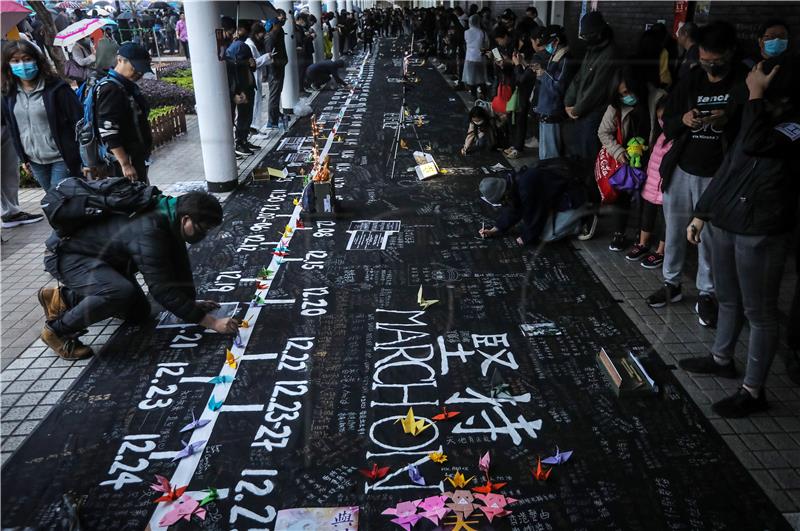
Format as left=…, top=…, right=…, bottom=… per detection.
left=40, top=325, right=94, bottom=360
left=38, top=286, right=68, bottom=321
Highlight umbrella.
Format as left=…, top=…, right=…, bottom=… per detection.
left=147, top=1, right=171, bottom=10
left=54, top=18, right=105, bottom=46
left=56, top=1, right=83, bottom=8
left=116, top=10, right=136, bottom=19
left=92, top=0, right=111, bottom=5
left=0, top=1, right=31, bottom=36
left=219, top=1, right=277, bottom=22
left=88, top=7, right=109, bottom=17
left=100, top=17, right=116, bottom=26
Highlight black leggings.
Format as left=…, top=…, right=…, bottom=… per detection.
left=640, top=198, right=665, bottom=241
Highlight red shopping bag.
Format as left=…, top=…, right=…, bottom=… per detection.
left=593, top=112, right=623, bottom=204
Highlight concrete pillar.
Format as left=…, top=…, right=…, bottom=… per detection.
left=276, top=0, right=300, bottom=110
left=327, top=0, right=340, bottom=60
left=549, top=0, right=565, bottom=26
left=346, top=0, right=353, bottom=14
left=309, top=0, right=324, bottom=63
left=184, top=0, right=237, bottom=192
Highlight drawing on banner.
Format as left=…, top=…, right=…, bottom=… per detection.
left=156, top=302, right=239, bottom=329
left=286, top=151, right=312, bottom=163
left=274, top=506, right=358, bottom=530
left=345, top=220, right=401, bottom=250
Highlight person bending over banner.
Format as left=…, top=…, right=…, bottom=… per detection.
left=37, top=188, right=239, bottom=360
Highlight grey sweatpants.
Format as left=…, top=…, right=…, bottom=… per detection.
left=711, top=228, right=788, bottom=388
left=662, top=165, right=714, bottom=294
left=1, top=124, right=20, bottom=218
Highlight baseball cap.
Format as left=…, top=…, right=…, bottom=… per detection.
left=479, top=177, right=507, bottom=205
left=118, top=42, right=152, bottom=74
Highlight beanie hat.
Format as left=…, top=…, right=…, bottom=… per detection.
left=580, top=11, right=607, bottom=36
left=479, top=177, right=507, bottom=205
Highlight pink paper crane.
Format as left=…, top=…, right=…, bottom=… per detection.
left=474, top=492, right=517, bottom=522
left=418, top=495, right=451, bottom=525
left=381, top=499, right=422, bottom=531
left=158, top=495, right=207, bottom=526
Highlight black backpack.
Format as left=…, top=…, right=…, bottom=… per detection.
left=41, top=177, right=162, bottom=237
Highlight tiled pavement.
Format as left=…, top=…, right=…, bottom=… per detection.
left=2, top=64, right=800, bottom=527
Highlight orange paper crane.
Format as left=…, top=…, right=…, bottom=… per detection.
left=225, top=349, right=240, bottom=369
left=532, top=457, right=552, bottom=481
left=432, top=406, right=460, bottom=421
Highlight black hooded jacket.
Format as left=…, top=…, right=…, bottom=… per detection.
left=694, top=98, right=800, bottom=235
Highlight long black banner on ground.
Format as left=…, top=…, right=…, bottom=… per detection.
left=1, top=39, right=790, bottom=531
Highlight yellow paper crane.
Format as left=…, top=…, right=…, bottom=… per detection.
left=399, top=139, right=408, bottom=150
left=225, top=349, right=240, bottom=369
left=395, top=407, right=431, bottom=436
left=445, top=470, right=475, bottom=489
left=417, top=285, right=439, bottom=310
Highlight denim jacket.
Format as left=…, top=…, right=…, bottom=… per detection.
left=536, top=46, right=572, bottom=119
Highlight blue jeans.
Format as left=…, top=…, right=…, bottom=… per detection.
left=539, top=122, right=562, bottom=160
left=29, top=160, right=69, bottom=191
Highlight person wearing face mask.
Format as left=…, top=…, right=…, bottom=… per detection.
left=94, top=43, right=154, bottom=183
left=264, top=13, right=288, bottom=129
left=535, top=25, right=573, bottom=160
left=461, top=105, right=496, bottom=155
left=1, top=40, right=82, bottom=192
left=646, top=21, right=748, bottom=328
left=245, top=22, right=272, bottom=132
left=563, top=11, right=618, bottom=239
left=597, top=65, right=663, bottom=252
left=757, top=19, right=790, bottom=62
left=38, top=191, right=238, bottom=360
left=681, top=60, right=799, bottom=417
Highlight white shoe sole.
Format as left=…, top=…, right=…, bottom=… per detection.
left=1, top=216, right=44, bottom=229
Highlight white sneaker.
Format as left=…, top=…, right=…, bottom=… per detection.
left=524, top=137, right=539, bottom=149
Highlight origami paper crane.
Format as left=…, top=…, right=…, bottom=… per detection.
left=359, top=463, right=390, bottom=482
left=478, top=451, right=491, bottom=475
left=293, top=198, right=300, bottom=206
left=252, top=295, right=267, bottom=306
left=417, top=285, right=439, bottom=310
left=432, top=406, right=460, bottom=421
left=207, top=375, right=234, bottom=385
left=382, top=499, right=422, bottom=531
left=296, top=219, right=305, bottom=229
left=180, top=410, right=210, bottom=433
left=172, top=439, right=206, bottom=462
left=471, top=480, right=507, bottom=494
left=158, top=495, right=207, bottom=526
left=532, top=457, right=552, bottom=481
left=284, top=225, right=293, bottom=234
left=428, top=451, right=447, bottom=464
left=395, top=407, right=431, bottom=436
left=408, top=464, right=425, bottom=486
left=445, top=489, right=476, bottom=520
left=150, top=475, right=187, bottom=503
left=541, top=446, right=573, bottom=465
left=239, top=320, right=249, bottom=328
left=489, top=368, right=512, bottom=399
left=400, top=138, right=408, bottom=149
left=257, top=267, right=273, bottom=280
left=199, top=487, right=218, bottom=507
left=418, top=495, right=450, bottom=525
left=207, top=395, right=223, bottom=412
left=474, top=493, right=517, bottom=522
left=226, top=349, right=240, bottom=369
left=445, top=471, right=475, bottom=489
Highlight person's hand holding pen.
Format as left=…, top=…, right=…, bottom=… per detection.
left=479, top=224, right=499, bottom=239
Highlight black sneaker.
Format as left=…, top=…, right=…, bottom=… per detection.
left=641, top=252, right=664, bottom=269
left=712, top=387, right=769, bottom=418
left=249, top=127, right=259, bottom=134
left=577, top=214, right=598, bottom=241
left=244, top=141, right=259, bottom=151
left=646, top=283, right=682, bottom=308
left=696, top=293, right=718, bottom=328
left=234, top=143, right=253, bottom=156
left=1, top=211, right=44, bottom=229
left=678, top=354, right=738, bottom=378
left=625, top=243, right=649, bottom=260
left=608, top=232, right=626, bottom=252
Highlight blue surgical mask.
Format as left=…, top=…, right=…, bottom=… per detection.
left=545, top=42, right=556, bottom=54
left=764, top=38, right=788, bottom=57
left=10, top=61, right=38, bottom=81
left=621, top=94, right=638, bottom=106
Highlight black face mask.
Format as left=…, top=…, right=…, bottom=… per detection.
left=701, top=62, right=730, bottom=78
left=580, top=32, right=603, bottom=46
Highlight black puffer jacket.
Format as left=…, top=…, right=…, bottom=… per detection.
left=45, top=196, right=204, bottom=323
left=694, top=99, right=800, bottom=235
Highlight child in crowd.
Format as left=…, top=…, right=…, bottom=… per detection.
left=626, top=96, right=671, bottom=268
left=596, top=66, right=656, bottom=252
left=461, top=105, right=496, bottom=155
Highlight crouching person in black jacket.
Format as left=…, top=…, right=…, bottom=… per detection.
left=681, top=61, right=799, bottom=418
left=37, top=191, right=239, bottom=360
